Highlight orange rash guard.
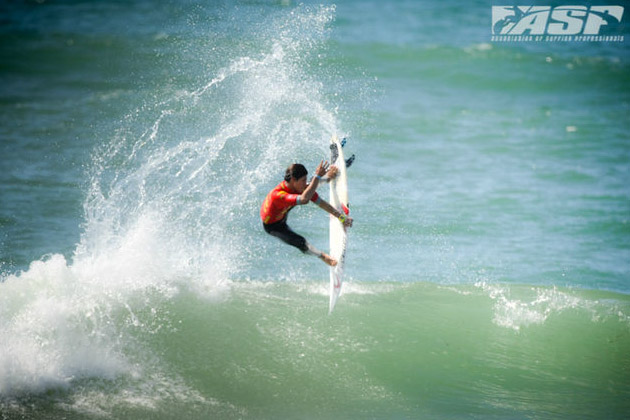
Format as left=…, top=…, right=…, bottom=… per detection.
left=260, top=181, right=320, bottom=225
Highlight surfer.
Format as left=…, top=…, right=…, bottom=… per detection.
left=261, top=161, right=353, bottom=266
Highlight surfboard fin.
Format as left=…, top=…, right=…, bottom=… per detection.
left=345, top=154, right=355, bottom=168
left=330, top=144, right=354, bottom=169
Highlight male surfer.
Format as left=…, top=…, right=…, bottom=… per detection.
left=261, top=161, right=353, bottom=266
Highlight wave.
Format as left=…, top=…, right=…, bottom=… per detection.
left=2, top=274, right=629, bottom=418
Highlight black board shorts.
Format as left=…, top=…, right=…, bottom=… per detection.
left=263, top=219, right=309, bottom=254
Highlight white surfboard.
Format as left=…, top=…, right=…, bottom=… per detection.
left=329, top=135, right=349, bottom=313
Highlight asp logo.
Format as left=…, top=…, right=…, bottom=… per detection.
left=492, top=5, right=624, bottom=36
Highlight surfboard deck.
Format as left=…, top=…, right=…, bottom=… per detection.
left=329, top=135, right=349, bottom=313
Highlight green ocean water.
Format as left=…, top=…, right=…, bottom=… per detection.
left=1, top=1, right=629, bottom=419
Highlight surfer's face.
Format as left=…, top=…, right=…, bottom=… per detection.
left=290, top=175, right=308, bottom=193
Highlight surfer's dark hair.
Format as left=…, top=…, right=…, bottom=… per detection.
left=284, top=163, right=308, bottom=182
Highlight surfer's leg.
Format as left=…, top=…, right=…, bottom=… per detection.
left=264, top=221, right=310, bottom=252
left=283, top=227, right=338, bottom=266
left=263, top=222, right=337, bottom=266
left=305, top=240, right=338, bottom=267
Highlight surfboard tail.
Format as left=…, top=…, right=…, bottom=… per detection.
left=329, top=266, right=343, bottom=314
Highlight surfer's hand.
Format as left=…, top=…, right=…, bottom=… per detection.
left=315, top=160, right=329, bottom=177
left=326, top=165, right=338, bottom=180
left=339, top=215, right=353, bottom=228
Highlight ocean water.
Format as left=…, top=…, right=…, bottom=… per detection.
left=1, top=1, right=629, bottom=419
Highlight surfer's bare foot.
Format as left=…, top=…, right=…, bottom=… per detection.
left=320, top=253, right=337, bottom=267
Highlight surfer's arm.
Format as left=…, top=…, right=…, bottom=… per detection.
left=297, top=160, right=328, bottom=204
left=317, top=199, right=353, bottom=227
